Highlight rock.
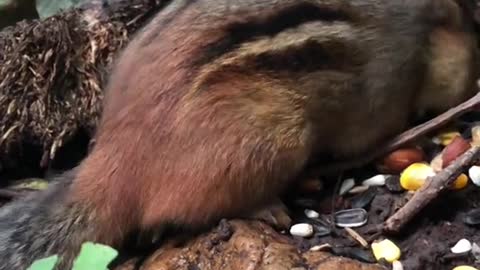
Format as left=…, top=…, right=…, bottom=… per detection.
left=115, top=220, right=385, bottom=270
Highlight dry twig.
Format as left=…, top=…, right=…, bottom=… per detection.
left=312, top=91, right=480, bottom=175
left=383, top=146, right=480, bottom=233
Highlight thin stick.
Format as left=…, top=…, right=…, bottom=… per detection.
left=383, top=146, right=480, bottom=234
left=312, top=91, right=480, bottom=175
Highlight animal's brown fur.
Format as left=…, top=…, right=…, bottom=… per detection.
left=0, top=0, right=478, bottom=269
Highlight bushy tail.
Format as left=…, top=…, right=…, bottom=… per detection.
left=0, top=170, right=98, bottom=270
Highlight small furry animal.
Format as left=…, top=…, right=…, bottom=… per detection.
left=0, top=0, right=479, bottom=269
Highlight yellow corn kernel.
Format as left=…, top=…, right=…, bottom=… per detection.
left=400, top=163, right=435, bottom=191
left=371, top=239, right=401, bottom=263
left=451, top=174, right=469, bottom=190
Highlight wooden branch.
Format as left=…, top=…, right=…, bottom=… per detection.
left=383, top=146, right=480, bottom=233
left=312, top=91, right=480, bottom=175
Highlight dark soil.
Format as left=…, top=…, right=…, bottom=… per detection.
left=286, top=169, right=480, bottom=270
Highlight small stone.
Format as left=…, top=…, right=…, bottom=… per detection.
left=339, top=178, right=355, bottom=195
left=400, top=163, right=435, bottom=191
left=348, top=185, right=370, bottom=194
left=289, top=223, right=314, bottom=238
left=464, top=208, right=480, bottom=225
left=469, top=166, right=480, bottom=187
left=385, top=175, right=404, bottom=193
left=451, top=239, right=472, bottom=254
left=304, top=209, right=320, bottom=219
left=362, top=174, right=387, bottom=187
left=350, top=187, right=377, bottom=209
left=392, top=260, right=404, bottom=270
left=371, top=239, right=401, bottom=263
left=450, top=174, right=469, bottom=190
left=334, top=208, right=368, bottom=228
left=452, top=266, right=478, bottom=270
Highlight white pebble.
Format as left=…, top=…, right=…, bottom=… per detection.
left=289, top=223, right=314, bottom=238
left=362, top=174, right=387, bottom=187
left=451, top=239, right=472, bottom=254
left=469, top=166, right=480, bottom=187
left=304, top=209, right=320, bottom=219
left=339, top=178, right=355, bottom=195
left=392, top=260, right=404, bottom=270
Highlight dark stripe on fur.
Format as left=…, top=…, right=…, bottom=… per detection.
left=193, top=2, right=353, bottom=66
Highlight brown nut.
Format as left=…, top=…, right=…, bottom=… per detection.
left=377, top=147, right=425, bottom=174
left=442, top=136, right=471, bottom=168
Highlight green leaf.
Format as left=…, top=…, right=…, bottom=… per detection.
left=27, top=255, right=59, bottom=270
left=72, top=242, right=119, bottom=270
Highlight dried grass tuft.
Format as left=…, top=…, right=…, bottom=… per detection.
left=0, top=0, right=168, bottom=171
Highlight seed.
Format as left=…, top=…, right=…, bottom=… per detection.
left=469, top=166, right=480, bottom=187
left=472, top=125, right=480, bottom=146
left=377, top=147, right=425, bottom=174
left=350, top=187, right=377, bottom=209
left=464, top=208, right=480, bottom=225
left=472, top=243, right=480, bottom=261
left=392, top=260, right=404, bottom=270
left=442, top=136, right=471, bottom=168
left=289, top=223, right=314, bottom=238
left=430, top=153, right=443, bottom=172
left=334, top=208, right=368, bottom=228
left=371, top=239, right=401, bottom=263
left=348, top=185, right=370, bottom=194
left=304, top=209, right=320, bottom=219
left=385, top=175, right=403, bottom=193
left=450, top=174, right=469, bottom=190
left=451, top=239, right=472, bottom=254
left=362, top=174, right=388, bottom=187
left=434, top=131, right=462, bottom=146
left=400, top=163, right=435, bottom=191
left=307, top=218, right=332, bottom=237
left=310, top=244, right=331, bottom=251
left=339, top=178, right=355, bottom=195
left=452, top=266, right=478, bottom=270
